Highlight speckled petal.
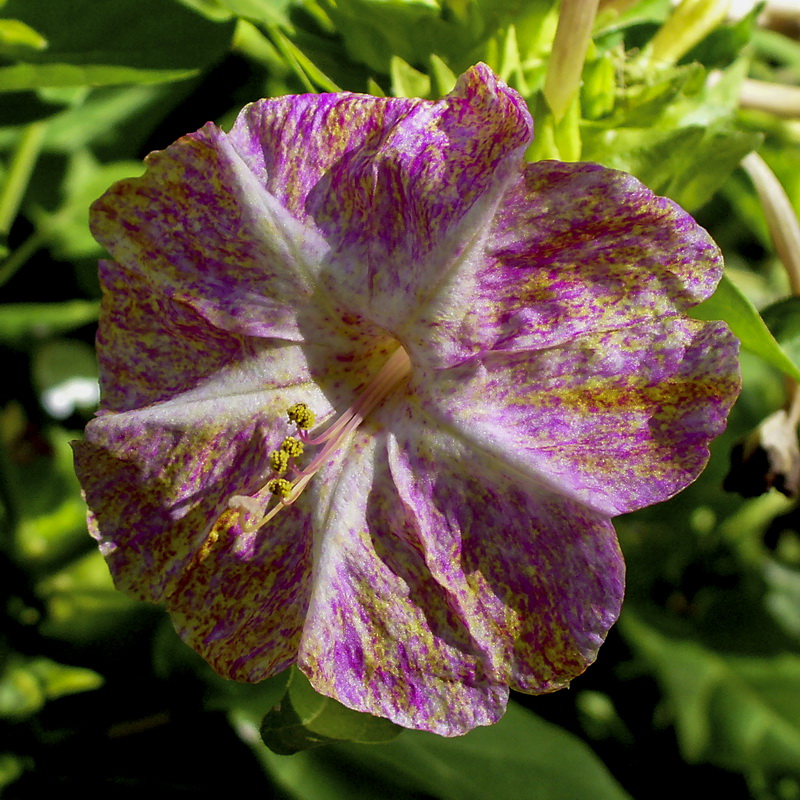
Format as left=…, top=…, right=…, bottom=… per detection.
left=228, top=64, right=532, bottom=335
left=402, top=161, right=725, bottom=368
left=294, top=414, right=622, bottom=735
left=166, top=497, right=312, bottom=681
left=90, top=118, right=331, bottom=342
left=417, top=316, right=740, bottom=516
left=73, top=259, right=389, bottom=601
left=74, top=382, right=301, bottom=602
left=386, top=425, right=624, bottom=693
left=92, top=259, right=258, bottom=413
left=296, top=427, right=505, bottom=735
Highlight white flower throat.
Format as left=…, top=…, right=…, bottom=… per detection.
left=229, top=344, right=412, bottom=531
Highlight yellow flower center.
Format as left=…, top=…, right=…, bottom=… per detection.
left=229, top=344, right=411, bottom=531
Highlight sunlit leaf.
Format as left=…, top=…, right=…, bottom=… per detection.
left=32, top=150, right=144, bottom=258
left=390, top=55, right=431, bottom=98
left=0, top=18, right=47, bottom=53
left=12, top=426, right=93, bottom=565
left=260, top=666, right=402, bottom=754
left=37, top=550, right=145, bottom=644
left=256, top=700, right=632, bottom=799
left=0, top=62, right=198, bottom=90
left=0, top=0, right=235, bottom=88
left=429, top=53, right=456, bottom=96
left=0, top=754, right=24, bottom=791
left=217, top=0, right=293, bottom=26
left=691, top=273, right=800, bottom=381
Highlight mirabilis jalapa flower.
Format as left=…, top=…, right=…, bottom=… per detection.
left=73, top=64, right=740, bottom=736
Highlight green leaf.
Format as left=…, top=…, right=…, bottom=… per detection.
left=0, top=753, right=24, bottom=791
left=761, top=297, right=800, bottom=366
left=0, top=0, right=235, bottom=88
left=0, top=300, right=99, bottom=348
left=581, top=51, right=616, bottom=121
left=32, top=150, right=144, bottom=258
left=267, top=24, right=341, bottom=92
left=0, top=62, right=198, bottom=90
left=31, top=85, right=175, bottom=154
left=37, top=550, right=144, bottom=644
left=12, top=426, right=94, bottom=565
left=257, top=700, right=631, bottom=799
left=581, top=55, right=757, bottom=210
left=217, top=0, right=293, bottom=26
left=0, top=17, right=47, bottom=53
left=681, top=0, right=763, bottom=70
left=320, top=0, right=462, bottom=75
left=691, top=273, right=800, bottom=381
left=26, top=656, right=104, bottom=700
left=621, top=612, right=800, bottom=774
left=0, top=655, right=102, bottom=720
left=260, top=666, right=403, bottom=754
left=495, top=23, right=529, bottom=93
left=175, top=0, right=238, bottom=21
left=429, top=53, right=457, bottom=96
left=390, top=55, right=431, bottom=98
left=598, top=63, right=706, bottom=129
left=583, top=122, right=760, bottom=211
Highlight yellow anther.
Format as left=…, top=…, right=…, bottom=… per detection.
left=287, top=402, right=316, bottom=430
left=269, top=449, right=290, bottom=475
left=267, top=478, right=293, bottom=498
left=280, top=436, right=304, bottom=458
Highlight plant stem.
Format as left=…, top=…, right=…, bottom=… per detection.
left=0, top=122, right=47, bottom=237
left=543, top=0, right=600, bottom=122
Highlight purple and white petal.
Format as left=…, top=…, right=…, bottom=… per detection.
left=416, top=316, right=739, bottom=516
left=403, top=161, right=725, bottom=368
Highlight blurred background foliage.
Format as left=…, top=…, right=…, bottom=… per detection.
left=3, top=0, right=800, bottom=796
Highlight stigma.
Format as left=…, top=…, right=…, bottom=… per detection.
left=228, top=345, right=411, bottom=532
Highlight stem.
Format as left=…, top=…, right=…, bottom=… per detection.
left=647, top=0, right=730, bottom=66
left=739, top=79, right=800, bottom=119
left=0, top=231, right=44, bottom=288
left=543, top=0, right=600, bottom=122
left=741, top=152, right=800, bottom=296
left=0, top=122, right=47, bottom=237
left=742, top=151, right=800, bottom=424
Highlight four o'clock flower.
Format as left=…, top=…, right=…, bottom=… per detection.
left=72, top=63, right=740, bottom=736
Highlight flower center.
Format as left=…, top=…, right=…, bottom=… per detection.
left=229, top=344, right=411, bottom=532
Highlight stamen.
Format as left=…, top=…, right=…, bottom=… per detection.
left=269, top=449, right=289, bottom=474
left=287, top=402, right=316, bottom=430
left=267, top=478, right=293, bottom=498
left=280, top=436, right=304, bottom=458
left=228, top=345, right=411, bottom=532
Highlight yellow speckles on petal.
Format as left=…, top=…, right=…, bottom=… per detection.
left=165, top=511, right=233, bottom=599
left=267, top=478, right=293, bottom=498
left=281, top=436, right=305, bottom=458
left=287, top=402, right=315, bottom=430
left=269, top=449, right=290, bottom=474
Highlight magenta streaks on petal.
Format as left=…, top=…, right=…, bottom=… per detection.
left=386, top=426, right=624, bottom=692
left=403, top=160, right=726, bottom=368
left=167, top=499, right=313, bottom=682
left=297, top=429, right=509, bottom=736
left=90, top=121, right=330, bottom=342
left=74, top=409, right=280, bottom=601
left=92, top=259, right=256, bottom=413
left=302, top=64, right=533, bottom=331
left=415, top=316, right=740, bottom=516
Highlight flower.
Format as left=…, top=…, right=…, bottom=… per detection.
left=73, top=63, right=740, bottom=736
